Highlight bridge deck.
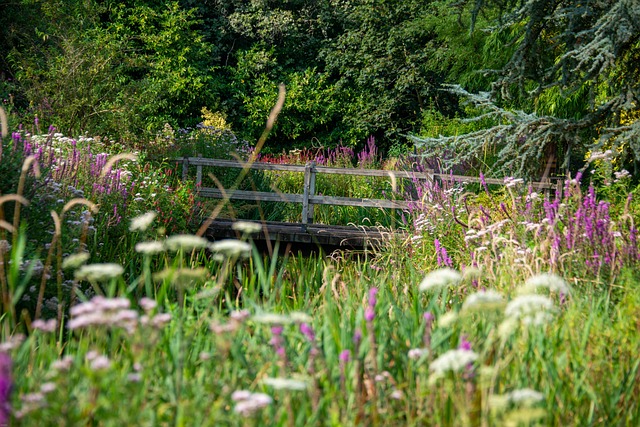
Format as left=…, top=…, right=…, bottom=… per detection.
left=204, top=218, right=403, bottom=249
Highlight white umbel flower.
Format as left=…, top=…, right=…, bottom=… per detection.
left=75, top=263, right=124, bottom=281
left=508, top=388, right=544, bottom=404
left=429, top=348, right=478, bottom=374
left=129, top=211, right=157, bottom=232
left=209, top=239, right=251, bottom=258
left=232, top=221, right=262, bottom=234
left=518, top=273, right=571, bottom=296
left=232, top=391, right=273, bottom=416
left=462, top=290, right=504, bottom=312
left=505, top=295, right=555, bottom=325
left=164, top=234, right=209, bottom=251
left=261, top=377, right=308, bottom=391
left=135, top=241, right=165, bottom=255
left=419, top=268, right=462, bottom=292
left=62, top=252, right=90, bottom=270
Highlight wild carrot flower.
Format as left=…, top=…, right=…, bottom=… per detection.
left=505, top=295, right=555, bottom=325
left=209, top=239, right=251, bottom=258
left=232, top=390, right=273, bottom=416
left=419, top=268, right=462, bottom=292
left=129, top=211, right=157, bottom=232
left=164, top=234, right=209, bottom=252
left=519, top=273, right=571, bottom=296
left=231, top=221, right=262, bottom=234
left=75, top=263, right=124, bottom=282
left=489, top=388, right=545, bottom=410
left=462, top=290, right=504, bottom=312
left=135, top=241, right=164, bottom=255
left=61, top=252, right=90, bottom=270
left=429, top=348, right=478, bottom=375
left=252, top=313, right=292, bottom=325
left=261, top=377, right=308, bottom=391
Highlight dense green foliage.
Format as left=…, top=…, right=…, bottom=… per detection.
left=3, top=0, right=637, bottom=171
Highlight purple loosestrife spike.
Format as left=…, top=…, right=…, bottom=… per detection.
left=368, top=288, right=378, bottom=308
left=300, top=323, right=315, bottom=342
left=0, top=353, right=12, bottom=425
left=339, top=350, right=351, bottom=363
left=353, top=329, right=362, bottom=345
left=364, top=307, right=375, bottom=323
left=458, top=335, right=472, bottom=351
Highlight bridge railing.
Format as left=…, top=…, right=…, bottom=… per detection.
left=176, top=156, right=562, bottom=225
left=177, top=156, right=433, bottom=224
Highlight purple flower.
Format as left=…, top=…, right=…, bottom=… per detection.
left=300, top=323, right=315, bottom=342
left=353, top=329, right=362, bottom=345
left=0, top=353, right=11, bottom=425
left=368, top=288, right=378, bottom=308
left=339, top=350, right=351, bottom=363
left=364, top=307, right=375, bottom=323
left=458, top=335, right=472, bottom=351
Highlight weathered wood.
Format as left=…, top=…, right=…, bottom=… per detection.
left=177, top=157, right=433, bottom=180
left=301, top=161, right=315, bottom=225
left=205, top=218, right=401, bottom=249
left=198, top=187, right=410, bottom=209
left=196, top=153, right=202, bottom=186
left=198, top=188, right=303, bottom=203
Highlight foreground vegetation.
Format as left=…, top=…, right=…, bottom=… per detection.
left=1, top=114, right=639, bottom=426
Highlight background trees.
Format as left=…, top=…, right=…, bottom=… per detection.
left=1, top=0, right=638, bottom=176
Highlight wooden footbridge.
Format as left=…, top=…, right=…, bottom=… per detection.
left=177, top=156, right=561, bottom=252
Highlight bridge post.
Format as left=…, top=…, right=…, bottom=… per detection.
left=181, top=157, right=189, bottom=181
left=196, top=153, right=202, bottom=187
left=302, top=161, right=316, bottom=225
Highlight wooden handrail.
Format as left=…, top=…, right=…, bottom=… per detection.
left=176, top=156, right=562, bottom=225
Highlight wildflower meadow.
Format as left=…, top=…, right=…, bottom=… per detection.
left=1, top=111, right=640, bottom=427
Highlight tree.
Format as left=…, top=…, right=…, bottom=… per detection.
left=411, top=0, right=640, bottom=178
left=7, top=0, right=214, bottom=141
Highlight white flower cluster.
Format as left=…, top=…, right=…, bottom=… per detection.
left=129, top=211, right=157, bottom=232
left=231, top=390, right=273, bottom=416
left=261, top=377, right=308, bottom=391
left=519, top=273, right=571, bottom=296
left=67, top=296, right=171, bottom=332
left=419, top=268, right=462, bottom=292
left=429, top=348, right=478, bottom=375
left=504, top=295, right=555, bottom=325
left=75, top=263, right=124, bottom=282
left=68, top=297, right=139, bottom=332
left=462, top=290, right=504, bottom=312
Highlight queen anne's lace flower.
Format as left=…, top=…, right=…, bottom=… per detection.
left=75, top=263, right=123, bottom=282
left=429, top=348, right=478, bottom=374
left=419, top=268, right=462, bottom=292
left=129, top=211, right=157, bottom=232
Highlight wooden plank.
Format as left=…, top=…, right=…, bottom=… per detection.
left=199, top=187, right=410, bottom=209
left=198, top=188, right=304, bottom=203
left=180, top=157, right=307, bottom=173
left=204, top=218, right=402, bottom=248
left=301, top=162, right=314, bottom=224
left=433, top=173, right=557, bottom=190
left=308, top=195, right=410, bottom=209
left=178, top=157, right=433, bottom=179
